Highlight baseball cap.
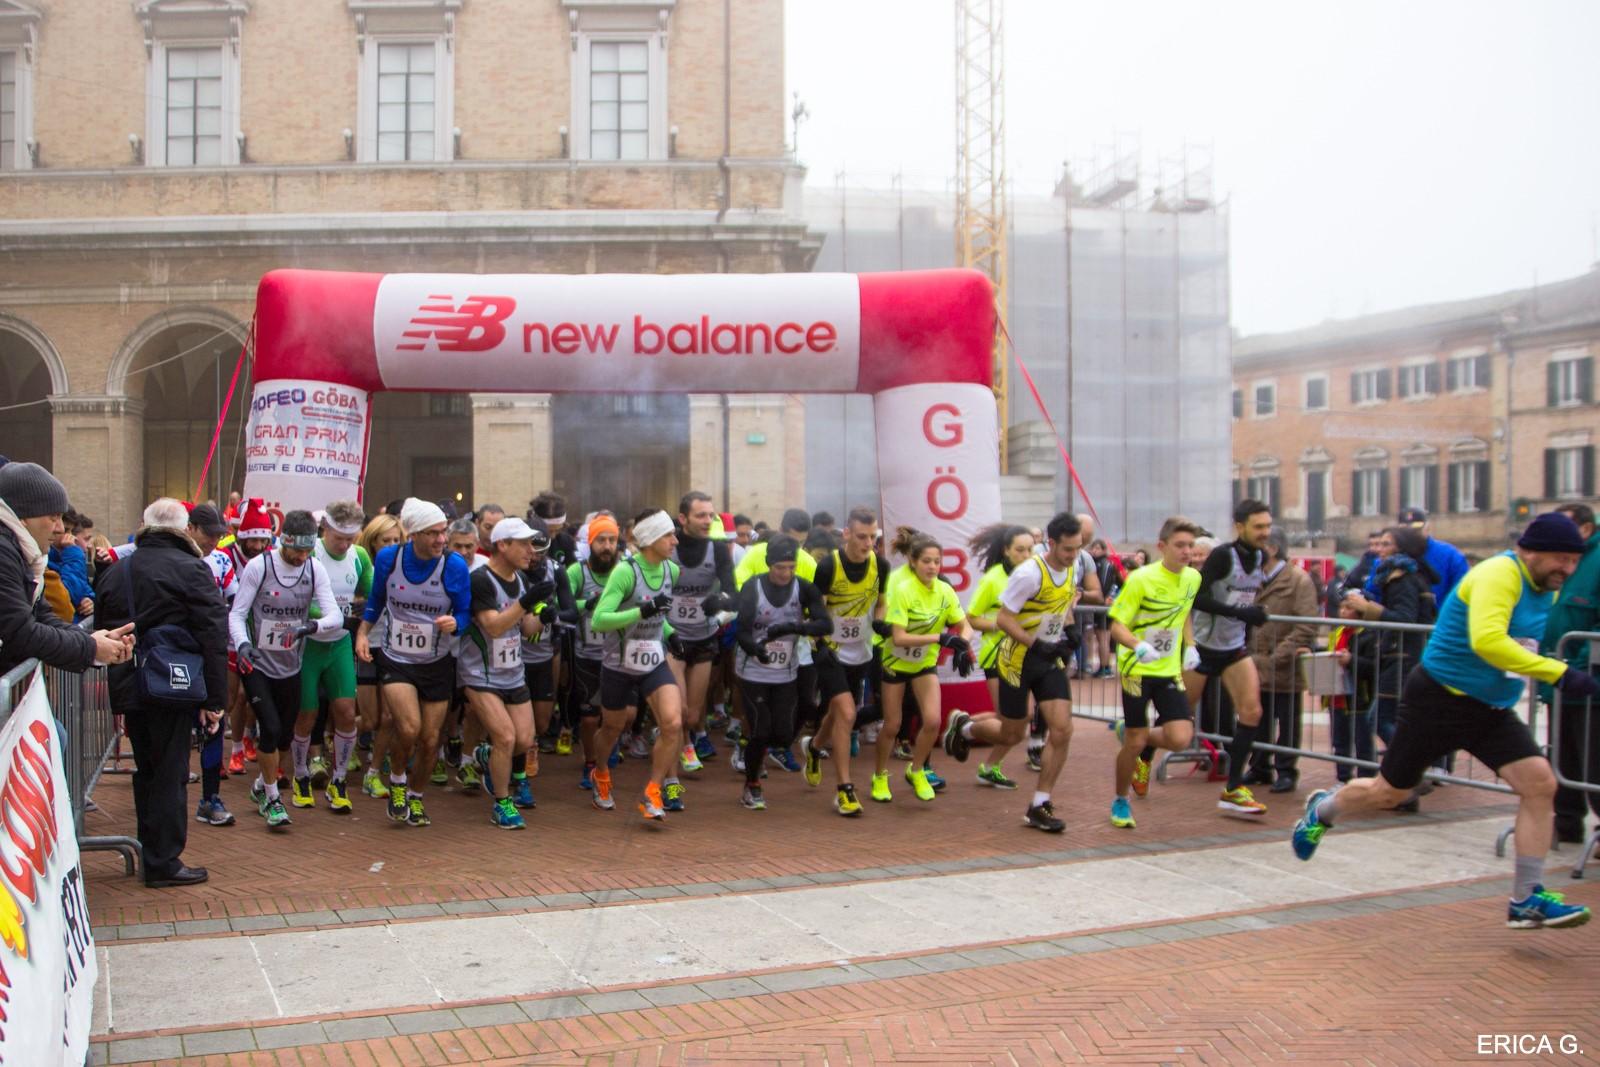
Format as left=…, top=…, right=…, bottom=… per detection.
left=490, top=517, right=538, bottom=543
left=188, top=503, right=229, bottom=537
left=1397, top=507, right=1427, bottom=527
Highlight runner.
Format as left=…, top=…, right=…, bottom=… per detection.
left=228, top=510, right=343, bottom=830
left=458, top=517, right=551, bottom=829
left=1105, top=517, right=1204, bottom=829
left=567, top=515, right=621, bottom=791
left=944, top=513, right=1079, bottom=832
left=355, top=498, right=473, bottom=827
left=589, top=509, right=687, bottom=820
left=734, top=508, right=817, bottom=773
left=186, top=503, right=239, bottom=827
left=355, top=514, right=404, bottom=799
left=668, top=492, right=737, bottom=782
left=731, top=535, right=832, bottom=810
left=1184, top=498, right=1274, bottom=817
left=224, top=500, right=274, bottom=776
left=505, top=527, right=572, bottom=808
left=803, top=506, right=889, bottom=816
left=472, top=503, right=505, bottom=564
left=1294, top=512, right=1598, bottom=929
left=289, top=500, right=371, bottom=814
left=872, top=527, right=975, bottom=804
left=945, top=523, right=1035, bottom=791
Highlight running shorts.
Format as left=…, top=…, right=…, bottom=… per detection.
left=1194, top=645, right=1249, bottom=677
left=1378, top=666, right=1541, bottom=790
left=465, top=684, right=532, bottom=707
left=669, top=633, right=722, bottom=667
left=524, top=659, right=555, bottom=703
left=300, top=634, right=357, bottom=708
left=999, top=656, right=1070, bottom=719
left=378, top=655, right=457, bottom=704
left=1120, top=675, right=1191, bottom=730
left=600, top=662, right=677, bottom=712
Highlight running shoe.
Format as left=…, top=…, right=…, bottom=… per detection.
left=263, top=797, right=291, bottom=830
left=1132, top=756, right=1151, bottom=798
left=456, top=763, right=482, bottom=792
left=249, top=778, right=268, bottom=814
left=976, top=764, right=1017, bottom=789
left=892, top=739, right=913, bottom=762
left=680, top=744, right=704, bottom=773
left=1110, top=796, right=1135, bottom=829
left=491, top=796, right=525, bottom=830
left=770, top=747, right=802, bottom=772
left=579, top=762, right=596, bottom=792
left=639, top=781, right=666, bottom=820
left=627, top=733, right=652, bottom=761
left=942, top=711, right=972, bottom=762
left=1025, top=742, right=1043, bottom=773
left=358, top=730, right=374, bottom=750
left=386, top=786, right=408, bottom=823
left=591, top=767, right=615, bottom=810
left=363, top=771, right=388, bottom=799
left=430, top=758, right=449, bottom=786
left=905, top=765, right=936, bottom=802
left=707, top=707, right=730, bottom=732
left=1292, top=789, right=1332, bottom=861
left=537, top=734, right=557, bottom=755
left=869, top=772, right=891, bottom=803
left=511, top=776, right=536, bottom=810
left=308, top=755, right=331, bottom=788
left=1024, top=801, right=1065, bottom=833
left=347, top=750, right=362, bottom=773
left=227, top=748, right=246, bottom=776
left=1218, top=786, right=1267, bottom=817
left=731, top=741, right=747, bottom=774
left=834, top=783, right=862, bottom=817
left=195, top=795, right=235, bottom=826
left=325, top=779, right=353, bottom=814
left=741, top=785, right=766, bottom=811
left=724, top=719, right=743, bottom=744
left=663, top=781, right=686, bottom=812
left=241, top=736, right=259, bottom=763
left=290, top=775, right=315, bottom=809
left=799, top=735, right=823, bottom=787
left=556, top=730, right=574, bottom=756
left=694, top=733, right=718, bottom=762
left=407, top=796, right=430, bottom=826
left=474, top=742, right=494, bottom=796
left=850, top=730, right=860, bottom=757
left=1508, top=886, right=1592, bottom=929
left=607, top=741, right=623, bottom=768
left=859, top=721, right=881, bottom=745
left=925, top=767, right=947, bottom=792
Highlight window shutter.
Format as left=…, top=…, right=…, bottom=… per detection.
left=1377, top=469, right=1390, bottom=517
left=1425, top=465, right=1439, bottom=516
left=1581, top=357, right=1594, bottom=403
left=1351, top=469, right=1361, bottom=514
left=1232, top=390, right=1242, bottom=419
left=1267, top=476, right=1281, bottom=514
left=1475, top=461, right=1490, bottom=513
left=1377, top=368, right=1392, bottom=400
left=1307, top=471, right=1326, bottom=529
left=1545, top=449, right=1558, bottom=499
left=1584, top=446, right=1596, bottom=498
left=1397, top=369, right=1411, bottom=399
left=1232, top=479, right=1241, bottom=506
left=1448, top=463, right=1461, bottom=514
left=1445, top=359, right=1459, bottom=392
left=1477, top=353, right=1491, bottom=387
left=1425, top=362, right=1440, bottom=395
left=1548, top=361, right=1560, bottom=406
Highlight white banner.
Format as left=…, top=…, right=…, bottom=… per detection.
left=241, top=379, right=371, bottom=521
left=0, top=671, right=96, bottom=1066
left=372, top=273, right=862, bottom=393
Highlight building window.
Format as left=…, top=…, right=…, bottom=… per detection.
left=1253, top=381, right=1276, bottom=418
left=1448, top=457, right=1490, bottom=514
left=1396, top=360, right=1439, bottom=400
left=1246, top=458, right=1280, bottom=514
left=1399, top=464, right=1438, bottom=515
left=1350, top=367, right=1390, bottom=405
left=164, top=46, right=224, bottom=166
left=1305, top=468, right=1328, bottom=530
left=589, top=40, right=649, bottom=161
left=1303, top=375, right=1327, bottom=411
left=1447, top=352, right=1490, bottom=392
left=376, top=42, right=436, bottom=162
left=0, top=49, right=15, bottom=170
left=1548, top=352, right=1594, bottom=408
left=1231, top=388, right=1242, bottom=420
left=1353, top=468, right=1388, bottom=517
left=1545, top=446, right=1595, bottom=500
left=138, top=0, right=244, bottom=167
left=566, top=0, right=672, bottom=162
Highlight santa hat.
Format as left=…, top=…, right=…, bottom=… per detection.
left=237, top=498, right=274, bottom=540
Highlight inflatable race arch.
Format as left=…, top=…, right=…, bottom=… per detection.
left=242, top=268, right=1001, bottom=596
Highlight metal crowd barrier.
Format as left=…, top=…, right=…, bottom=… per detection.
left=1547, top=630, right=1600, bottom=879
left=0, top=640, right=141, bottom=877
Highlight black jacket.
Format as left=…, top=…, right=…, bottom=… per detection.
left=0, top=524, right=97, bottom=677
left=96, top=529, right=229, bottom=714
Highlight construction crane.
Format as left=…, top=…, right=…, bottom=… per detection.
left=954, top=0, right=1008, bottom=471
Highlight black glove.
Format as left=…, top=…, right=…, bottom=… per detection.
left=292, top=622, right=318, bottom=644
left=638, top=591, right=673, bottom=619
left=871, top=619, right=894, bottom=639
left=766, top=622, right=800, bottom=640
left=701, top=592, right=732, bottom=616
left=1558, top=667, right=1600, bottom=701
left=811, top=641, right=839, bottom=670
left=752, top=643, right=774, bottom=664
left=1059, top=624, right=1083, bottom=653
left=1027, top=639, right=1062, bottom=664
left=1238, top=604, right=1269, bottom=627
left=584, top=595, right=600, bottom=612
left=937, top=632, right=969, bottom=653
left=235, top=642, right=257, bottom=673
left=953, top=646, right=975, bottom=677
left=538, top=603, right=558, bottom=626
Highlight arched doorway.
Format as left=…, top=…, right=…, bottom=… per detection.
left=119, top=316, right=251, bottom=506
left=0, top=318, right=63, bottom=469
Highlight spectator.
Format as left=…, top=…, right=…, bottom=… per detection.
left=49, top=509, right=95, bottom=619
left=1244, top=527, right=1319, bottom=793
left=0, top=462, right=132, bottom=677
left=1347, top=530, right=1383, bottom=594
left=96, top=497, right=229, bottom=889
left=1325, top=593, right=1376, bottom=782
left=1543, top=502, right=1599, bottom=844
left=222, top=490, right=243, bottom=524
left=1397, top=507, right=1470, bottom=604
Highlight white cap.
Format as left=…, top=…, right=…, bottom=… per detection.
left=399, top=497, right=448, bottom=535
left=491, top=516, right=539, bottom=543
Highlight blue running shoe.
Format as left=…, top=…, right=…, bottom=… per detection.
left=490, top=796, right=525, bottom=830
left=1508, top=885, right=1592, bottom=929
left=770, top=747, right=802, bottom=772
left=1292, top=788, right=1333, bottom=861
left=607, top=741, right=623, bottom=769
left=511, top=775, right=536, bottom=809
left=474, top=742, right=494, bottom=797
left=924, top=767, right=946, bottom=792
left=694, top=733, right=718, bottom=762
left=578, top=762, right=595, bottom=791
left=663, top=781, right=686, bottom=811
left=850, top=730, right=859, bottom=757
left=1110, top=796, right=1135, bottom=829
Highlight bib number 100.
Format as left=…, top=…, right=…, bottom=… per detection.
left=625, top=640, right=664, bottom=671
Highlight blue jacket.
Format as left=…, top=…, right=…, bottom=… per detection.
left=1422, top=536, right=1469, bottom=606
left=48, top=543, right=94, bottom=614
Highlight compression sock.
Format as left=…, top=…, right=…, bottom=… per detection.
left=1225, top=721, right=1260, bottom=791
left=291, top=733, right=311, bottom=779
left=332, top=730, right=358, bottom=782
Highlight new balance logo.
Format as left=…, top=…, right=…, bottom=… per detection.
left=397, top=295, right=517, bottom=352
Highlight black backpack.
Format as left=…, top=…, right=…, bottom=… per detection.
left=128, top=554, right=208, bottom=711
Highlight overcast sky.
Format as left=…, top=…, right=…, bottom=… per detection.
left=785, top=0, right=1600, bottom=336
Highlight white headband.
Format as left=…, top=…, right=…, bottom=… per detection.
left=323, top=514, right=364, bottom=537
left=543, top=514, right=566, bottom=528
left=400, top=497, right=448, bottom=536
left=631, top=510, right=674, bottom=548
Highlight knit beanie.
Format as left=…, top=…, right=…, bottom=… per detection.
left=1518, top=512, right=1585, bottom=554
left=0, top=462, right=70, bottom=519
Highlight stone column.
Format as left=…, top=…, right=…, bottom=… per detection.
left=687, top=394, right=726, bottom=506
left=470, top=394, right=552, bottom=514
left=50, top=395, right=145, bottom=538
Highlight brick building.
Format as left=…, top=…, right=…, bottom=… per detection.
left=0, top=0, right=815, bottom=537
left=1231, top=266, right=1599, bottom=559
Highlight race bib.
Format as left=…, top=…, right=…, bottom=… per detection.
left=891, top=643, right=925, bottom=665
left=832, top=616, right=868, bottom=646
left=387, top=619, right=435, bottom=654
left=263, top=619, right=298, bottom=650
left=763, top=640, right=795, bottom=670
left=1037, top=613, right=1068, bottom=642
left=581, top=619, right=605, bottom=652
left=625, top=639, right=665, bottom=671
left=671, top=598, right=704, bottom=625
left=492, top=633, right=521, bottom=668
left=1146, top=628, right=1178, bottom=657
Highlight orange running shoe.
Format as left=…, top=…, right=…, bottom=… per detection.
left=639, top=781, right=665, bottom=820
left=242, top=735, right=259, bottom=763
left=590, top=766, right=614, bottom=810
left=227, top=748, right=245, bottom=775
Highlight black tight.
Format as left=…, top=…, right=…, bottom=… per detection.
left=242, top=671, right=300, bottom=753
left=740, top=679, right=798, bottom=785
